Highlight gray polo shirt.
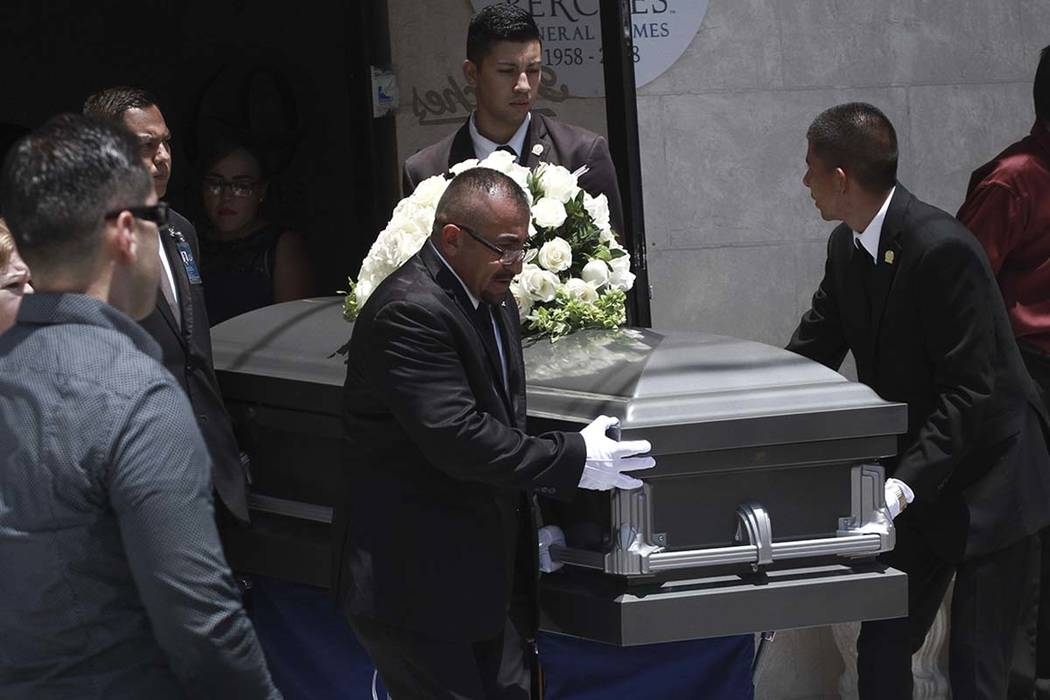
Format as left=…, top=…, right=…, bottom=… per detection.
left=0, top=293, right=279, bottom=699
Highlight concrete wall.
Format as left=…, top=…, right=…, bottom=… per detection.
left=388, top=1, right=1046, bottom=698
left=640, top=0, right=1045, bottom=347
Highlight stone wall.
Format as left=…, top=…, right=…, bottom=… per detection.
left=639, top=0, right=1045, bottom=350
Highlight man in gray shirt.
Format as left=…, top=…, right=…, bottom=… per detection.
left=0, top=115, right=280, bottom=698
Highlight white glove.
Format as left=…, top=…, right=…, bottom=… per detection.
left=537, top=525, right=566, bottom=573
left=884, top=478, right=914, bottom=519
left=578, top=415, right=655, bottom=491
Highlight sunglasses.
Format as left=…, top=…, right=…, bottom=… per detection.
left=104, top=202, right=171, bottom=228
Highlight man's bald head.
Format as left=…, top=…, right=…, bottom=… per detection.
left=430, top=168, right=530, bottom=305
left=431, top=168, right=530, bottom=240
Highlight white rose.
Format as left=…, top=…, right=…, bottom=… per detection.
left=475, top=151, right=532, bottom=198
left=609, top=254, right=631, bottom=273
left=392, top=204, right=432, bottom=244
left=519, top=264, right=560, bottom=302
left=365, top=230, right=397, bottom=268
left=509, top=280, right=534, bottom=321
left=581, top=259, right=610, bottom=288
left=532, top=197, right=568, bottom=229
left=563, top=277, right=599, bottom=303
left=608, top=256, right=636, bottom=291
left=355, top=269, right=380, bottom=308
left=449, top=158, right=479, bottom=175
left=507, top=163, right=534, bottom=198
left=584, top=193, right=612, bottom=232
left=412, top=175, right=450, bottom=208
left=609, top=268, right=636, bottom=291
left=599, top=227, right=617, bottom=245
left=539, top=164, right=580, bottom=203
left=479, top=149, right=517, bottom=172
left=536, top=237, right=572, bottom=273
left=524, top=247, right=538, bottom=264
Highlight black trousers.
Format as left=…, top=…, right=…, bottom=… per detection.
left=346, top=613, right=531, bottom=700
left=857, top=512, right=1040, bottom=700
left=1013, top=341, right=1050, bottom=700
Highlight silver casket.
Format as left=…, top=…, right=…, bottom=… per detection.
left=212, top=298, right=908, bottom=646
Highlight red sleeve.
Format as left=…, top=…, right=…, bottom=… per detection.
left=956, top=182, right=1025, bottom=274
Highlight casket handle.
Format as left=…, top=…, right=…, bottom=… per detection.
left=735, top=501, right=774, bottom=569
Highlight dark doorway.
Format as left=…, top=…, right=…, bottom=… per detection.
left=0, top=0, right=397, bottom=299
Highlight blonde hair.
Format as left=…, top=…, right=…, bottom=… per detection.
left=0, top=219, right=14, bottom=270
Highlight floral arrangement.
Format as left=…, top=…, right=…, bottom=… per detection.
left=343, top=149, right=636, bottom=340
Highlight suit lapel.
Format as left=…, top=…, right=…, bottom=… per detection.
left=868, top=188, right=907, bottom=349
left=420, top=245, right=514, bottom=415
left=162, top=226, right=195, bottom=344
left=156, top=229, right=187, bottom=343
left=153, top=284, right=180, bottom=337
left=522, top=113, right=552, bottom=170
left=447, top=119, right=476, bottom=169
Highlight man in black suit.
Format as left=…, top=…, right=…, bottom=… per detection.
left=789, top=102, right=1050, bottom=699
left=84, top=87, right=250, bottom=524
left=340, top=168, right=653, bottom=699
left=403, top=5, right=625, bottom=236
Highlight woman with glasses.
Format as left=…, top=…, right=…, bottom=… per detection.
left=198, top=140, right=313, bottom=325
left=0, top=218, right=32, bottom=335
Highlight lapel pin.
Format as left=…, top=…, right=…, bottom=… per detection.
left=884, top=250, right=895, bottom=265
left=531, top=144, right=543, bottom=156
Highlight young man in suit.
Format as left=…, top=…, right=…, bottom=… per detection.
left=340, top=168, right=653, bottom=699
left=83, top=87, right=250, bottom=524
left=402, top=4, right=625, bottom=236
left=957, top=45, right=1050, bottom=699
left=788, top=102, right=1050, bottom=699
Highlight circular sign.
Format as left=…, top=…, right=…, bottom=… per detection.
left=470, top=0, right=708, bottom=97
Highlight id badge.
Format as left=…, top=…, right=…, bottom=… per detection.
left=170, top=229, right=203, bottom=284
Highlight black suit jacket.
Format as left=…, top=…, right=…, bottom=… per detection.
left=403, top=112, right=625, bottom=236
left=338, top=242, right=586, bottom=641
left=138, top=210, right=249, bottom=523
left=788, top=185, right=1050, bottom=561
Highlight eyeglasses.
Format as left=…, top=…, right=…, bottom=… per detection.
left=104, top=202, right=170, bottom=227
left=455, top=224, right=526, bottom=266
left=203, top=177, right=258, bottom=198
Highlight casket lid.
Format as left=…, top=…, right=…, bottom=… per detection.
left=212, top=298, right=907, bottom=454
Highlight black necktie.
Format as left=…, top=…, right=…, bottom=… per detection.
left=474, top=303, right=507, bottom=390
left=853, top=243, right=877, bottom=324
left=496, top=144, right=517, bottom=158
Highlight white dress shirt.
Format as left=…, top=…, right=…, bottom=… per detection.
left=852, top=186, right=895, bottom=263
left=158, top=229, right=179, bottom=306
left=468, top=111, right=531, bottom=162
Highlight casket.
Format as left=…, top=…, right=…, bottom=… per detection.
left=212, top=298, right=908, bottom=645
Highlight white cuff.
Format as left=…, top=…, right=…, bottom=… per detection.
left=886, top=477, right=914, bottom=504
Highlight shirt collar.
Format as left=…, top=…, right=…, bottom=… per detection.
left=15, top=292, right=162, bottom=360
left=428, top=240, right=480, bottom=309
left=853, top=186, right=896, bottom=263
left=468, top=111, right=531, bottom=162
